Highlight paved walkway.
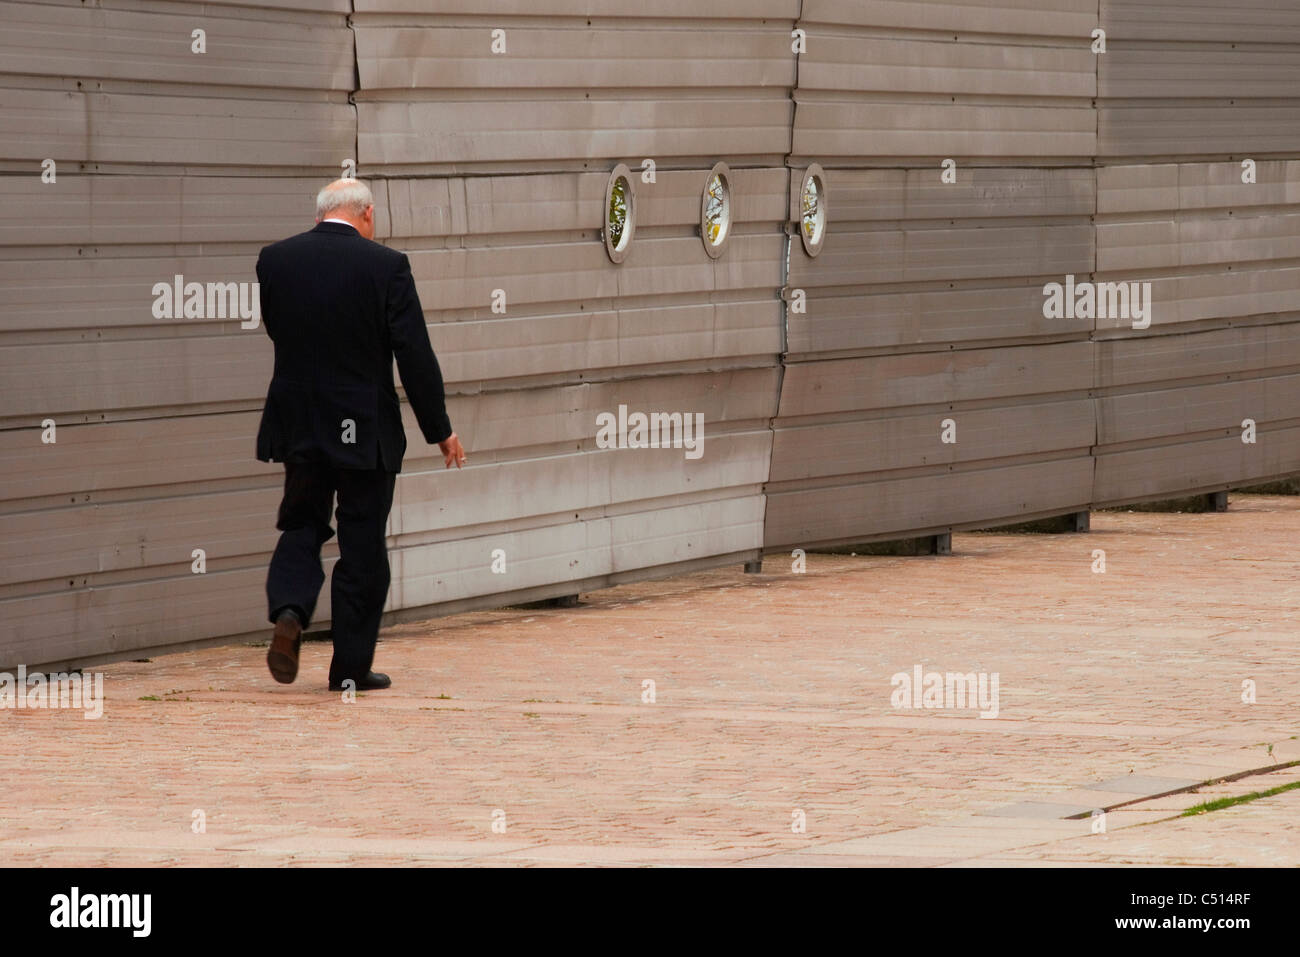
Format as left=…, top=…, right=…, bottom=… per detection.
left=3, top=495, right=1299, bottom=866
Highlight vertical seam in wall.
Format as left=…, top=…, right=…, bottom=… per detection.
left=1089, top=0, right=1102, bottom=504
left=783, top=0, right=803, bottom=362
left=761, top=1, right=805, bottom=540
left=347, top=2, right=361, bottom=188
left=783, top=0, right=802, bottom=361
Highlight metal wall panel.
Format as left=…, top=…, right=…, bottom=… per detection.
left=350, top=4, right=790, bottom=676
left=1093, top=3, right=1300, bottom=501
left=803, top=0, right=1095, bottom=36
left=354, top=12, right=797, bottom=172
left=1092, top=158, right=1300, bottom=503
left=0, top=1, right=353, bottom=90
left=1099, top=0, right=1300, bottom=158
left=770, top=0, right=1101, bottom=552
left=794, top=0, right=1096, bottom=163
left=1099, top=0, right=1300, bottom=41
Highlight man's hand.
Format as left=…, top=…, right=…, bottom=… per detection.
left=438, top=432, right=467, bottom=469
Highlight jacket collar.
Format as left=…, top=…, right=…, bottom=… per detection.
left=312, top=221, right=360, bottom=236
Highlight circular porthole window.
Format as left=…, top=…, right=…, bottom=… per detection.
left=603, top=163, right=636, bottom=263
left=701, top=162, right=733, bottom=259
left=798, top=163, right=827, bottom=257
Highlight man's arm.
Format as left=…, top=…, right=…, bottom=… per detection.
left=255, top=252, right=273, bottom=340
left=386, top=253, right=465, bottom=467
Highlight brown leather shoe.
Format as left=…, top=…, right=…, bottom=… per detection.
left=267, top=609, right=302, bottom=684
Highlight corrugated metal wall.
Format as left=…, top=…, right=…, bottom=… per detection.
left=769, top=0, right=1099, bottom=547
left=1, top=0, right=355, bottom=669
left=1, top=0, right=791, bottom=670
left=767, top=0, right=1300, bottom=548
left=352, top=1, right=791, bottom=632
left=1092, top=0, right=1300, bottom=504
left=2, top=0, right=1297, bottom=669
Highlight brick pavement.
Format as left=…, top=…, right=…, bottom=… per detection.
left=2, top=495, right=1298, bottom=866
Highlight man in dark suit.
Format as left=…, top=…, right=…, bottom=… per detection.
left=256, top=178, right=466, bottom=691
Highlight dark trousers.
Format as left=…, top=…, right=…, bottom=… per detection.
left=265, top=462, right=397, bottom=685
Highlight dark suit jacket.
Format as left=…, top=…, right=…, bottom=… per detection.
left=254, top=221, right=453, bottom=473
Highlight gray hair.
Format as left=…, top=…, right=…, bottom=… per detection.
left=316, top=179, right=374, bottom=220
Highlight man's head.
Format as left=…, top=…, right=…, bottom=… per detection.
left=315, top=178, right=375, bottom=239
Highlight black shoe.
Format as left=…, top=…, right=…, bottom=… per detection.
left=329, top=671, right=391, bottom=692
left=267, top=608, right=302, bottom=684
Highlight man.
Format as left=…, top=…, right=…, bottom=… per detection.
left=255, top=178, right=466, bottom=691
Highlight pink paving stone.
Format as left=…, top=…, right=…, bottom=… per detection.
left=1, top=494, right=1299, bottom=866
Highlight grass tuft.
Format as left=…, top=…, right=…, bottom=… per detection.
left=1181, top=779, right=1300, bottom=816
